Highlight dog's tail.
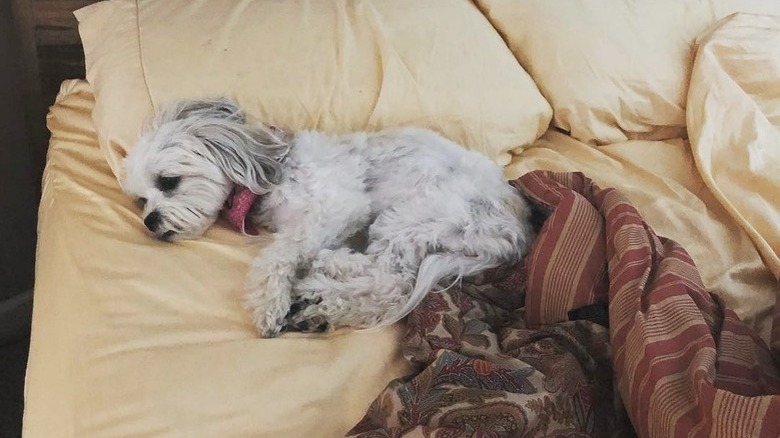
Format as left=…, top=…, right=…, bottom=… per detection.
left=358, top=253, right=500, bottom=332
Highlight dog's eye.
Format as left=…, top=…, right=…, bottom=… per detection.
left=135, top=197, right=147, bottom=208
left=156, top=175, right=182, bottom=192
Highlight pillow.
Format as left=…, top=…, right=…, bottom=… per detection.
left=76, top=0, right=552, bottom=181
left=474, top=0, right=780, bottom=145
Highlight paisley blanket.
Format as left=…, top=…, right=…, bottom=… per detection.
left=347, top=171, right=780, bottom=438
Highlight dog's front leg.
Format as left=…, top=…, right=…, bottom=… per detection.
left=245, top=236, right=302, bottom=337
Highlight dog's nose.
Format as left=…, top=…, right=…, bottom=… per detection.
left=144, top=211, right=162, bottom=232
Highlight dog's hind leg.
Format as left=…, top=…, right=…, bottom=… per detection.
left=288, top=203, right=437, bottom=331
left=248, top=229, right=373, bottom=336
left=286, top=247, right=369, bottom=331
left=288, top=249, right=414, bottom=331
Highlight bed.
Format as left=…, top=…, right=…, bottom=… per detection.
left=24, top=1, right=780, bottom=437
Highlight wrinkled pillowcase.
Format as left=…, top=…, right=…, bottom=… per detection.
left=474, top=0, right=780, bottom=145
left=76, top=0, right=553, bottom=181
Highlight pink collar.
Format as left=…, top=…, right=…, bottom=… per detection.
left=221, top=186, right=259, bottom=235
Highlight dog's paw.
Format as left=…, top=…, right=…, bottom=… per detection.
left=286, top=298, right=330, bottom=333
left=251, top=310, right=289, bottom=338
left=247, top=293, right=290, bottom=337
left=246, top=269, right=293, bottom=338
left=246, top=286, right=286, bottom=337
left=289, top=315, right=329, bottom=333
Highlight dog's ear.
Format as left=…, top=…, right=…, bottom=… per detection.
left=159, top=97, right=245, bottom=125
left=193, top=120, right=289, bottom=195
left=145, top=98, right=289, bottom=194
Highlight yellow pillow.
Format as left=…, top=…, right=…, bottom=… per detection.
left=76, top=0, right=552, bottom=180
left=474, top=0, right=780, bottom=145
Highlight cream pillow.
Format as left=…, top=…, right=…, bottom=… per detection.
left=474, top=0, right=780, bottom=145
left=76, top=0, right=552, bottom=180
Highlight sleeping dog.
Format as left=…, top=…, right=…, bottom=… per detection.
left=121, top=99, right=536, bottom=337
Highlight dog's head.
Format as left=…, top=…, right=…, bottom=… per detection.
left=122, top=98, right=289, bottom=241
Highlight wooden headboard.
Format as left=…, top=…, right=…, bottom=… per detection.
left=1, top=0, right=100, bottom=301
left=15, top=0, right=97, bottom=94
left=11, top=0, right=101, bottom=184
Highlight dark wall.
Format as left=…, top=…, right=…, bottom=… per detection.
left=0, top=2, right=38, bottom=300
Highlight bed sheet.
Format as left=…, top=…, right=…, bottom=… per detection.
left=24, top=80, right=412, bottom=437
left=688, top=13, right=780, bottom=282
left=26, top=73, right=779, bottom=436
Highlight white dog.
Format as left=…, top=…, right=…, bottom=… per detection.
left=122, top=99, right=536, bottom=337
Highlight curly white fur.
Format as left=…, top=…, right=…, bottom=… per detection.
left=122, top=99, right=535, bottom=337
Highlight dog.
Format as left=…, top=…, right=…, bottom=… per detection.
left=122, top=98, right=536, bottom=337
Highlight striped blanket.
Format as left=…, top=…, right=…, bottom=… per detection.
left=347, top=171, right=780, bottom=438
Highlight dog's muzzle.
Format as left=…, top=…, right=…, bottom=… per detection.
left=144, top=211, right=162, bottom=232
left=144, top=211, right=177, bottom=241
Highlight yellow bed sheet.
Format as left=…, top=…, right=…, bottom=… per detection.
left=24, top=80, right=412, bottom=437
left=26, top=75, right=778, bottom=436
left=688, top=13, right=780, bottom=280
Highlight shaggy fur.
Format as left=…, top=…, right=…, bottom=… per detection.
left=122, top=99, right=536, bottom=337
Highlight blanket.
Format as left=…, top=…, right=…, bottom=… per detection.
left=347, top=171, right=780, bottom=438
